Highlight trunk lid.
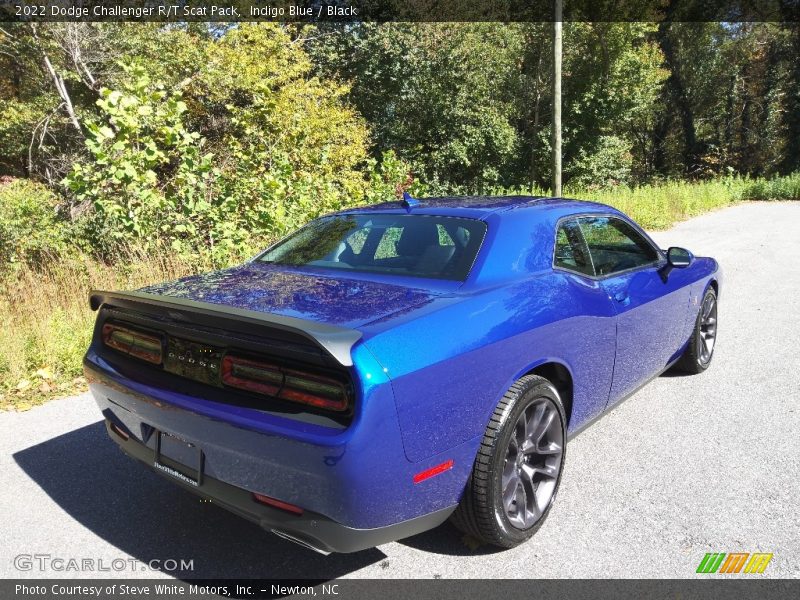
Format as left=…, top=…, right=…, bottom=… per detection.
left=139, top=262, right=442, bottom=330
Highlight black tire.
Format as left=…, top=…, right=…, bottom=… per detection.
left=675, top=286, right=718, bottom=374
left=451, top=374, right=566, bottom=548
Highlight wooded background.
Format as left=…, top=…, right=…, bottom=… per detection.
left=1, top=22, right=799, bottom=405
left=2, top=22, right=799, bottom=264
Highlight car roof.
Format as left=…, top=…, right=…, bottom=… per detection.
left=335, top=195, right=616, bottom=220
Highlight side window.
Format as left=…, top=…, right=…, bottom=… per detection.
left=374, top=226, right=403, bottom=259
left=346, top=228, right=370, bottom=255
left=554, top=219, right=593, bottom=276
left=579, top=216, right=660, bottom=276
left=436, top=224, right=455, bottom=247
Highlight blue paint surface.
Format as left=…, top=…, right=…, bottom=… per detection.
left=85, top=196, right=721, bottom=530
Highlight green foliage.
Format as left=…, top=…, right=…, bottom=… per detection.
left=0, top=178, right=70, bottom=268
left=309, top=23, right=525, bottom=192
left=4, top=22, right=800, bottom=194
left=198, top=24, right=377, bottom=242
left=574, top=173, right=800, bottom=229
left=63, top=27, right=413, bottom=263
left=308, top=22, right=668, bottom=192
left=64, top=63, right=216, bottom=256
left=559, top=23, right=667, bottom=186
left=0, top=101, right=41, bottom=175
left=567, top=135, right=634, bottom=189
left=740, top=172, right=800, bottom=200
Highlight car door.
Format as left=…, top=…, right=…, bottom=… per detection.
left=577, top=216, right=689, bottom=406
left=552, top=218, right=618, bottom=422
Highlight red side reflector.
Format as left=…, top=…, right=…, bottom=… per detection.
left=252, top=492, right=304, bottom=516
left=413, top=459, right=454, bottom=484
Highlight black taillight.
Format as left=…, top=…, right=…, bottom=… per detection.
left=221, top=355, right=282, bottom=396
left=102, top=322, right=163, bottom=365
left=222, top=354, right=349, bottom=412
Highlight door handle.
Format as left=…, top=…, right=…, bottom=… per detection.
left=614, top=292, right=630, bottom=306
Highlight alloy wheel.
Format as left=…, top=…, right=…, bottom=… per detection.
left=698, top=293, right=717, bottom=365
left=501, top=398, right=564, bottom=529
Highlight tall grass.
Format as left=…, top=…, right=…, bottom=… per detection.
left=492, top=173, right=800, bottom=229
left=1, top=174, right=798, bottom=410
left=577, top=174, right=800, bottom=229
left=0, top=249, right=201, bottom=409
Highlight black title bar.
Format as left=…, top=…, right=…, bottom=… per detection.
left=2, top=0, right=800, bottom=22
left=5, top=579, right=800, bottom=600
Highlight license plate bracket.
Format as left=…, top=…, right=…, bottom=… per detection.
left=154, top=431, right=203, bottom=487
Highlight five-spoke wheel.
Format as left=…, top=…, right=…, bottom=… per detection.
left=697, top=291, right=717, bottom=366
left=676, top=286, right=718, bottom=374
left=502, top=399, right=564, bottom=529
left=451, top=374, right=566, bottom=548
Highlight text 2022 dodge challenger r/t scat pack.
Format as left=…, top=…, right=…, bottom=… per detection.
left=85, top=195, right=721, bottom=554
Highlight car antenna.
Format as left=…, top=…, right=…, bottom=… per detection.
left=402, top=191, right=420, bottom=211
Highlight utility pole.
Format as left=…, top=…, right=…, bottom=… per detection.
left=552, top=0, right=562, bottom=197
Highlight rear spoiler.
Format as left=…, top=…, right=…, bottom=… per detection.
left=89, top=290, right=362, bottom=367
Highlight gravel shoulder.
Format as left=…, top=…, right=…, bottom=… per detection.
left=2, top=201, right=799, bottom=579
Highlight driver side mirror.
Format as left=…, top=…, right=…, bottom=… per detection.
left=667, top=246, right=693, bottom=268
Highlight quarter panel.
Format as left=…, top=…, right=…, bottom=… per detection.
left=365, top=273, right=617, bottom=462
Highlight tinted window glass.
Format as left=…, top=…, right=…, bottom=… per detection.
left=579, top=216, right=660, bottom=276
left=259, top=214, right=486, bottom=281
left=554, top=219, right=593, bottom=276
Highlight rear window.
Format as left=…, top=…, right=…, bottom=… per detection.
left=258, top=214, right=486, bottom=281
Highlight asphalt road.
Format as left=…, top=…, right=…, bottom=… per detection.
left=2, top=202, right=799, bottom=580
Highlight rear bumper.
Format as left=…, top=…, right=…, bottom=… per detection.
left=103, top=419, right=453, bottom=554
left=85, top=350, right=474, bottom=550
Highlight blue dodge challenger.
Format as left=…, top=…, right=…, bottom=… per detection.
left=85, top=195, right=721, bottom=553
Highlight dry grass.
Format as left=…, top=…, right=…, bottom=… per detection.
left=0, top=249, right=200, bottom=410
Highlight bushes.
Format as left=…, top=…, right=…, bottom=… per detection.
left=63, top=26, right=415, bottom=265
left=0, top=178, right=72, bottom=269
left=577, top=174, right=800, bottom=229
left=567, top=135, right=634, bottom=189
left=64, top=64, right=217, bottom=259
left=740, top=172, right=800, bottom=201
left=203, top=25, right=374, bottom=246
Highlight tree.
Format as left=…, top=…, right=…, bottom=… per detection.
left=63, top=25, right=409, bottom=262
left=307, top=23, right=526, bottom=192
left=558, top=22, right=666, bottom=187
left=780, top=23, right=800, bottom=174
left=0, top=23, right=210, bottom=185
left=189, top=23, right=396, bottom=239
left=64, top=64, right=215, bottom=256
